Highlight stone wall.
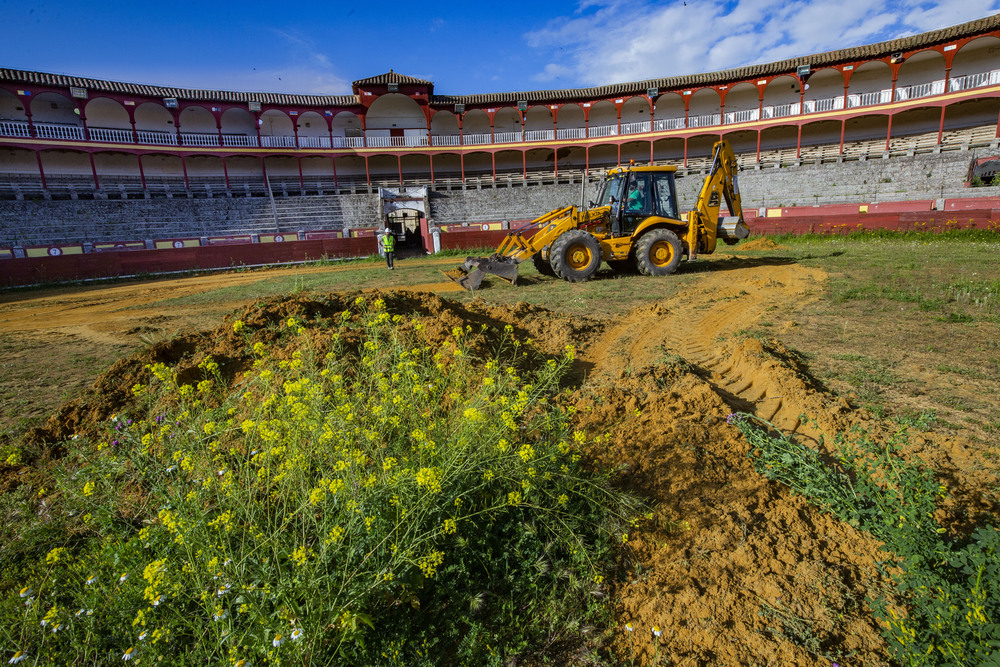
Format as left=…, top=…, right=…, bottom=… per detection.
left=2, top=150, right=997, bottom=246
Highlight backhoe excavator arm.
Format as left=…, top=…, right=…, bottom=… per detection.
left=685, top=140, right=749, bottom=258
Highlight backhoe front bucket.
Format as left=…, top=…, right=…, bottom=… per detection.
left=443, top=256, right=519, bottom=291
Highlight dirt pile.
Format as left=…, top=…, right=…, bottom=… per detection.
left=740, top=237, right=786, bottom=251
left=7, top=261, right=996, bottom=665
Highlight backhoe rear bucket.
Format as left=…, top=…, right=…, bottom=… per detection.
left=443, top=256, right=519, bottom=291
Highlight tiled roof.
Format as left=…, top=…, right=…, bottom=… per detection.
left=2, top=14, right=997, bottom=109
left=352, top=71, right=433, bottom=87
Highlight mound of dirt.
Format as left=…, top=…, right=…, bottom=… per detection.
left=739, top=237, right=786, bottom=251
left=7, top=260, right=997, bottom=664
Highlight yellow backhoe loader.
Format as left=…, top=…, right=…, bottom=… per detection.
left=445, top=139, right=749, bottom=290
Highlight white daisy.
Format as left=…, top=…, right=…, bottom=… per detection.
left=122, top=647, right=136, bottom=661
left=8, top=651, right=28, bottom=664
left=86, top=575, right=97, bottom=585
left=272, top=633, right=285, bottom=647
left=291, top=628, right=304, bottom=641
left=152, top=594, right=165, bottom=606
left=138, top=630, right=148, bottom=641
left=18, top=587, right=32, bottom=598
left=652, top=625, right=662, bottom=637
left=118, top=573, right=128, bottom=583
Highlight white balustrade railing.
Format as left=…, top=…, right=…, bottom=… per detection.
left=493, top=131, right=522, bottom=143
left=34, top=122, right=85, bottom=140
left=181, top=132, right=219, bottom=147
left=431, top=135, right=461, bottom=146
left=344, top=137, right=365, bottom=148
left=137, top=130, right=178, bottom=145
left=688, top=113, right=721, bottom=128
left=763, top=103, right=801, bottom=119
left=525, top=129, right=555, bottom=141
left=803, top=96, right=845, bottom=113
left=848, top=89, right=892, bottom=108
left=724, top=109, right=759, bottom=124
left=895, top=79, right=945, bottom=101
left=399, top=135, right=429, bottom=147
left=462, top=133, right=491, bottom=145
left=949, top=69, right=1000, bottom=91
left=89, top=127, right=134, bottom=143
left=297, top=136, right=331, bottom=148
left=259, top=135, right=296, bottom=148
left=0, top=120, right=31, bottom=137
left=620, top=120, right=651, bottom=134
left=653, top=117, right=686, bottom=131
left=222, top=134, right=258, bottom=147
left=365, top=135, right=391, bottom=148
left=588, top=124, right=618, bottom=138
left=556, top=127, right=587, bottom=139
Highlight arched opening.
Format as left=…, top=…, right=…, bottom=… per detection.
left=259, top=110, right=294, bottom=148
left=762, top=76, right=802, bottom=119
left=895, top=50, right=946, bottom=100
left=296, top=111, right=330, bottom=148
left=803, top=68, right=846, bottom=113
left=588, top=101, right=618, bottom=136
left=334, top=155, right=367, bottom=181
left=951, top=36, right=1000, bottom=88
left=366, top=94, right=427, bottom=147
left=847, top=61, right=893, bottom=107
left=85, top=98, right=130, bottom=130
left=723, top=83, right=760, bottom=124
left=721, top=129, right=757, bottom=159
left=942, top=98, right=1000, bottom=147
left=555, top=104, right=585, bottom=139
left=524, top=106, right=554, bottom=139
left=495, top=149, right=523, bottom=175
left=0, top=89, right=28, bottom=123
left=135, top=103, right=175, bottom=145
left=556, top=145, right=587, bottom=171
left=430, top=110, right=460, bottom=145
left=688, top=89, right=721, bottom=128
left=331, top=111, right=362, bottom=146
left=653, top=93, right=685, bottom=130
left=588, top=144, right=618, bottom=170
left=686, top=134, right=719, bottom=168
left=492, top=108, right=522, bottom=144
left=652, top=137, right=684, bottom=163
left=620, top=96, right=651, bottom=133
left=890, top=106, right=944, bottom=151
left=0, top=147, right=38, bottom=175
left=400, top=154, right=431, bottom=183
left=758, top=125, right=799, bottom=162
left=219, top=107, right=256, bottom=147
left=432, top=153, right=462, bottom=180
left=525, top=147, right=553, bottom=172
left=300, top=156, right=332, bottom=177
left=620, top=140, right=651, bottom=165
left=463, top=151, right=493, bottom=177
left=799, top=119, right=844, bottom=159
left=843, top=114, right=890, bottom=156
left=367, top=154, right=399, bottom=182
left=30, top=92, right=80, bottom=126
left=461, top=110, right=491, bottom=143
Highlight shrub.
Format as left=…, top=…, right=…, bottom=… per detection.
left=1, top=297, right=640, bottom=665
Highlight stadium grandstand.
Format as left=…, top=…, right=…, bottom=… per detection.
left=2, top=13, right=1000, bottom=279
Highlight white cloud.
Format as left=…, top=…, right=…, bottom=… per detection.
left=524, top=0, right=1000, bottom=88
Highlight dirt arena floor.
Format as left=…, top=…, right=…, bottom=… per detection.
left=2, top=253, right=997, bottom=665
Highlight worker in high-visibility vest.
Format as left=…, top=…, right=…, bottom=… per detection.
left=379, top=227, right=396, bottom=270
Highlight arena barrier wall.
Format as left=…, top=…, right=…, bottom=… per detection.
left=1, top=200, right=998, bottom=287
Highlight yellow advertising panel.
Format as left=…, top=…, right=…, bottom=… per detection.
left=25, top=245, right=84, bottom=257
left=155, top=239, right=201, bottom=249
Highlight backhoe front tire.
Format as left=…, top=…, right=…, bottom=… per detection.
left=636, top=229, right=683, bottom=276
left=550, top=230, right=602, bottom=283
left=532, top=247, right=556, bottom=277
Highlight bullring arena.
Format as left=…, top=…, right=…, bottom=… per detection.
left=1, top=13, right=1000, bottom=667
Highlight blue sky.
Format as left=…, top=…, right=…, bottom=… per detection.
left=2, top=0, right=999, bottom=96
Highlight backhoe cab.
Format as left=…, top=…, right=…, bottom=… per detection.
left=446, top=140, right=749, bottom=290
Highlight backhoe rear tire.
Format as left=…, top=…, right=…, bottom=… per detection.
left=532, top=247, right=557, bottom=277
left=550, top=230, right=602, bottom=283
left=636, top=229, right=683, bottom=276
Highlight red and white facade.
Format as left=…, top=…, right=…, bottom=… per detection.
left=2, top=15, right=1000, bottom=193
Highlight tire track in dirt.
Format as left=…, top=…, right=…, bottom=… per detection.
left=585, top=262, right=829, bottom=437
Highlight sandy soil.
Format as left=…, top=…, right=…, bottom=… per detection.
left=2, top=257, right=994, bottom=665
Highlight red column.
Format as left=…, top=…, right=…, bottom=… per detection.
left=649, top=142, right=653, bottom=165
left=554, top=149, right=559, bottom=176
left=460, top=153, right=465, bottom=182
left=182, top=156, right=190, bottom=191
left=585, top=146, right=589, bottom=173
left=885, top=114, right=893, bottom=152
left=35, top=151, right=47, bottom=190
left=254, top=113, right=262, bottom=147
left=839, top=120, right=846, bottom=155
left=683, top=136, right=688, bottom=167
left=297, top=157, right=304, bottom=190
left=138, top=154, right=147, bottom=191
left=22, top=95, right=35, bottom=137
left=398, top=155, right=403, bottom=185
left=221, top=156, right=229, bottom=191
left=796, top=124, right=803, bottom=159
left=491, top=152, right=496, bottom=180
left=617, top=143, right=621, bottom=167
left=429, top=154, right=435, bottom=185
left=364, top=156, right=371, bottom=186
left=756, top=130, right=761, bottom=163
left=937, top=107, right=947, bottom=146
left=522, top=151, right=526, bottom=179
left=332, top=156, right=338, bottom=188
